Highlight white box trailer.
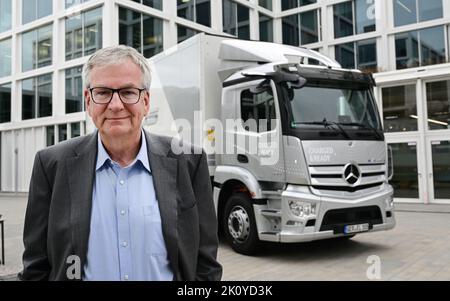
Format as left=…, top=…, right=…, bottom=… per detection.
left=146, top=33, right=396, bottom=255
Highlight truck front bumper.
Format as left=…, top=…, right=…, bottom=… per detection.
left=255, top=184, right=396, bottom=243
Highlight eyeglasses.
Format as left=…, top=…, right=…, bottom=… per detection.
left=89, top=87, right=146, bottom=104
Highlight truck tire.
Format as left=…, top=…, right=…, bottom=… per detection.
left=223, top=193, right=261, bottom=255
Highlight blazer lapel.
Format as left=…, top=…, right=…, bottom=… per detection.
left=66, top=132, right=98, bottom=268
left=145, top=131, right=180, bottom=280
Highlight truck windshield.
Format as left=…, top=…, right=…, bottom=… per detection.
left=285, top=82, right=382, bottom=132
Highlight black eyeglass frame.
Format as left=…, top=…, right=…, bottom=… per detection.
left=89, top=87, right=147, bottom=104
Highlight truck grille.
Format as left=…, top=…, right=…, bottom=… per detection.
left=320, top=206, right=383, bottom=233
left=309, top=163, right=386, bottom=191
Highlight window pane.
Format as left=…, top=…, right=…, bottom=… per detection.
left=335, top=42, right=355, bottom=69
left=177, top=25, right=199, bottom=44
left=143, top=14, right=163, bottom=58
left=300, top=10, right=318, bottom=45
left=46, top=125, right=54, bottom=146
left=237, top=4, right=250, bottom=40
left=382, top=85, right=417, bottom=132
left=37, top=25, right=52, bottom=68
left=22, top=30, right=36, bottom=71
left=419, top=26, right=445, bottom=67
left=0, top=0, right=12, bottom=32
left=431, top=141, right=450, bottom=199
left=357, top=39, right=377, bottom=72
left=66, top=66, right=84, bottom=114
left=0, top=83, right=11, bottom=123
left=119, top=8, right=142, bottom=53
left=84, top=7, right=103, bottom=56
left=241, top=88, right=276, bottom=132
left=22, top=78, right=35, bottom=120
left=282, top=14, right=299, bottom=46
left=38, top=74, right=52, bottom=118
left=196, top=0, right=211, bottom=27
left=355, top=0, right=375, bottom=34
left=223, top=0, right=237, bottom=36
left=259, top=13, right=273, bottom=42
left=0, top=38, right=11, bottom=77
left=426, top=80, right=450, bottom=130
left=142, top=0, right=162, bottom=10
left=59, top=124, right=67, bottom=142
left=393, top=0, right=416, bottom=27
left=71, top=123, right=81, bottom=138
left=22, top=0, right=37, bottom=24
left=334, top=1, right=353, bottom=38
left=418, top=0, right=442, bottom=22
left=37, top=0, right=52, bottom=19
left=259, top=0, right=272, bottom=11
left=395, top=31, right=419, bottom=70
left=66, top=14, right=83, bottom=60
left=389, top=143, right=419, bottom=198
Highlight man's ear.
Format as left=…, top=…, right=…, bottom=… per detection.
left=144, top=91, right=150, bottom=115
left=84, top=89, right=92, bottom=116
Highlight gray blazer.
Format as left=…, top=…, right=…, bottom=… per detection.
left=19, top=130, right=222, bottom=281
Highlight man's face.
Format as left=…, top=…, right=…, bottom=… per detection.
left=85, top=59, right=150, bottom=139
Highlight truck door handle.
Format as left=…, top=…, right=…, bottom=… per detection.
left=237, top=154, right=249, bottom=163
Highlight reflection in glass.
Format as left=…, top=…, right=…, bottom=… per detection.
left=389, top=143, right=419, bottom=198
left=22, top=74, right=52, bottom=120
left=0, top=38, right=11, bottom=77
left=382, top=85, right=417, bottom=132
left=395, top=31, right=419, bottom=69
left=65, top=0, right=91, bottom=9
left=282, top=14, right=299, bottom=46
left=426, top=80, right=450, bottom=130
left=259, top=13, right=273, bottom=42
left=300, top=10, right=318, bottom=45
left=432, top=141, right=450, bottom=199
left=335, top=42, right=355, bottom=69
left=131, top=0, right=162, bottom=10
left=66, top=66, right=83, bottom=114
left=418, top=0, right=442, bottom=22
left=66, top=7, right=102, bottom=61
left=334, top=1, right=353, bottom=38
left=223, top=0, right=249, bottom=40
left=0, top=0, right=12, bottom=32
left=355, top=0, right=376, bottom=34
left=0, top=83, right=11, bottom=123
left=419, top=26, right=445, bottom=67
left=22, top=25, right=53, bottom=71
left=119, top=7, right=163, bottom=58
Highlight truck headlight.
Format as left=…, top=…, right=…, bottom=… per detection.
left=385, top=196, right=394, bottom=210
left=288, top=200, right=316, bottom=217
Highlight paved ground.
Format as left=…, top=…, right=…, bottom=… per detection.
left=1, top=194, right=450, bottom=281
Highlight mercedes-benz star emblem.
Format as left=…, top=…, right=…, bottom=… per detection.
left=344, top=164, right=360, bottom=185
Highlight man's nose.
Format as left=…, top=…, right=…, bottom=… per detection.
left=108, top=91, right=124, bottom=111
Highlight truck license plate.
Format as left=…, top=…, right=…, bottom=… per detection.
left=344, top=223, right=369, bottom=234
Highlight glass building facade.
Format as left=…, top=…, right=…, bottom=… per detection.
left=0, top=0, right=449, bottom=203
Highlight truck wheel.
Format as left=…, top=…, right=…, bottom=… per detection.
left=223, top=193, right=261, bottom=255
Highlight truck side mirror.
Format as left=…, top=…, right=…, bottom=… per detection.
left=290, top=76, right=307, bottom=89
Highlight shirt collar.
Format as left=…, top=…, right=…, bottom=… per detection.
left=96, top=130, right=151, bottom=173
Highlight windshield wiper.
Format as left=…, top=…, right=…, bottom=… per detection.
left=340, top=122, right=383, bottom=140
left=293, top=119, right=350, bottom=139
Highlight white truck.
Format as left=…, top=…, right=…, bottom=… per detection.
left=145, top=33, right=395, bottom=255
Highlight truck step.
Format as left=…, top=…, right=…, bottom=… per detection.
left=260, top=209, right=282, bottom=217
left=260, top=231, right=278, bottom=235
left=261, top=190, right=282, bottom=196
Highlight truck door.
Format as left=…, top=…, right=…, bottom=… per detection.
left=222, top=79, right=286, bottom=183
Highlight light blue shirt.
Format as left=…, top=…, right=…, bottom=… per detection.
left=83, top=131, right=174, bottom=281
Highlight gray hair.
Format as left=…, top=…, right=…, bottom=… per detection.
left=82, top=45, right=152, bottom=91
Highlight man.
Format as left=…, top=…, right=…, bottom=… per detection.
left=19, top=46, right=222, bottom=281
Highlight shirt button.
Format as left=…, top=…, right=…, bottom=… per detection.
left=120, top=210, right=126, bottom=216
left=124, top=275, right=129, bottom=281
left=119, top=180, right=125, bottom=185
left=122, top=241, right=128, bottom=247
